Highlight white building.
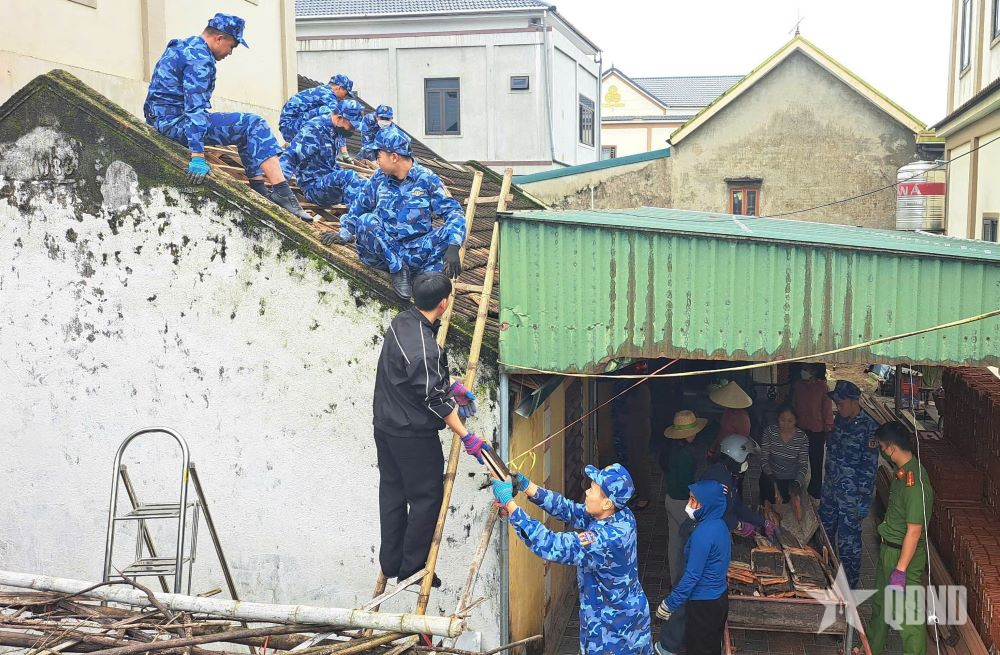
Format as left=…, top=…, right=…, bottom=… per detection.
left=600, top=68, right=741, bottom=158
left=934, top=0, right=1000, bottom=241
left=295, top=0, right=602, bottom=174
left=0, top=0, right=298, bottom=129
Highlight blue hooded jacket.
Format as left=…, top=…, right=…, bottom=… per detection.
left=701, top=461, right=764, bottom=530
left=665, top=479, right=731, bottom=611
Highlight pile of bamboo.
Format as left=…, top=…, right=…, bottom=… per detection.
left=0, top=571, right=536, bottom=655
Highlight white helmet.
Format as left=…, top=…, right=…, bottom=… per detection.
left=718, top=434, right=760, bottom=473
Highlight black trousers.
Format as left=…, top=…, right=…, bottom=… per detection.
left=804, top=429, right=825, bottom=498
left=685, top=594, right=728, bottom=655
left=758, top=472, right=800, bottom=504
left=374, top=429, right=444, bottom=580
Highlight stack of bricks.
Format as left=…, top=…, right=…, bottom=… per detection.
left=932, top=367, right=1000, bottom=648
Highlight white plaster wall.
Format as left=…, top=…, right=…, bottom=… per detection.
left=0, top=0, right=296, bottom=129
left=946, top=140, right=972, bottom=237
left=0, top=127, right=502, bottom=647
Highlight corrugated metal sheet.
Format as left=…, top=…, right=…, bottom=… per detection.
left=498, top=208, right=1000, bottom=373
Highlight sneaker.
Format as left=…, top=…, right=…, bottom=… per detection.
left=390, top=267, right=412, bottom=300
left=270, top=184, right=314, bottom=223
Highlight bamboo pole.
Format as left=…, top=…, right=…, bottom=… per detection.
left=443, top=506, right=499, bottom=648
left=437, top=170, right=484, bottom=347
left=416, top=221, right=502, bottom=616
left=0, top=571, right=462, bottom=638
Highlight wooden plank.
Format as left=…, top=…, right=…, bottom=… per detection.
left=464, top=194, right=513, bottom=206
left=436, top=170, right=484, bottom=347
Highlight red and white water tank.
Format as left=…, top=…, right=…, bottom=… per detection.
left=896, top=161, right=946, bottom=231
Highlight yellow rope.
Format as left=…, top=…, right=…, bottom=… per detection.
left=500, top=308, right=1000, bottom=379
left=503, top=307, right=1000, bottom=474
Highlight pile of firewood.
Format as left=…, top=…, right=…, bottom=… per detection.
left=0, top=582, right=535, bottom=655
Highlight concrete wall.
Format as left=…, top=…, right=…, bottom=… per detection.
left=295, top=11, right=600, bottom=173
left=601, top=123, right=677, bottom=157
left=520, top=156, right=673, bottom=210
left=0, top=0, right=297, bottom=128
left=948, top=0, right=1000, bottom=111
left=0, top=124, right=502, bottom=649
left=600, top=72, right=664, bottom=117
left=532, top=51, right=919, bottom=229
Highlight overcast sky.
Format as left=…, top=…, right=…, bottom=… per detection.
left=556, top=0, right=951, bottom=125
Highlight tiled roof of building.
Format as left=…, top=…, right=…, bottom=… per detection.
left=632, top=75, right=743, bottom=107
left=601, top=114, right=694, bottom=123
left=296, top=0, right=549, bottom=17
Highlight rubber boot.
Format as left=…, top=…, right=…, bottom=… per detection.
left=249, top=178, right=270, bottom=199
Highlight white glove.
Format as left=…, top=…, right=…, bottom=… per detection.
left=656, top=600, right=672, bottom=621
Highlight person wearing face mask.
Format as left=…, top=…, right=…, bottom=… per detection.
left=330, top=126, right=467, bottom=299
left=792, top=363, right=834, bottom=499
left=279, top=73, right=355, bottom=143
left=279, top=100, right=366, bottom=212
left=655, top=480, right=731, bottom=655
left=819, top=380, right=880, bottom=589
left=358, top=105, right=395, bottom=165
left=493, top=463, right=653, bottom=655
left=867, top=421, right=933, bottom=655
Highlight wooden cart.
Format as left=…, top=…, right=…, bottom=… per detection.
left=726, top=507, right=872, bottom=655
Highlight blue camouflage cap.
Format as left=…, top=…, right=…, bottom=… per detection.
left=375, top=104, right=394, bottom=119
left=333, top=99, right=364, bottom=130
left=207, top=13, right=249, bottom=48
left=828, top=379, right=862, bottom=401
left=329, top=74, right=354, bottom=93
left=373, top=124, right=412, bottom=157
left=584, top=463, right=635, bottom=509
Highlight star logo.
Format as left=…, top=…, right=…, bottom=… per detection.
left=805, top=565, right=877, bottom=634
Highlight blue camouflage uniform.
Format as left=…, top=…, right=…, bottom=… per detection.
left=278, top=74, right=354, bottom=142
left=342, top=126, right=466, bottom=274
left=819, top=380, right=880, bottom=588
left=359, top=105, right=394, bottom=161
left=279, top=100, right=365, bottom=207
left=143, top=14, right=282, bottom=179
left=507, top=464, right=652, bottom=655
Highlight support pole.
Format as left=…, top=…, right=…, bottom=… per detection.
left=438, top=170, right=484, bottom=347
left=0, top=570, right=463, bottom=638
left=416, top=221, right=502, bottom=616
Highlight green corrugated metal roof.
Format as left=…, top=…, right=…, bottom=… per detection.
left=498, top=207, right=1000, bottom=373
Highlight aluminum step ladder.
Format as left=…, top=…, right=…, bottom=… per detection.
left=103, top=427, right=240, bottom=599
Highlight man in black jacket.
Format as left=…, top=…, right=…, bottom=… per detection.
left=373, top=272, right=487, bottom=585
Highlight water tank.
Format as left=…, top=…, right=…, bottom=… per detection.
left=896, top=161, right=945, bottom=231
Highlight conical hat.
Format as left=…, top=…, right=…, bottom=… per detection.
left=709, top=381, right=752, bottom=409
left=663, top=410, right=709, bottom=439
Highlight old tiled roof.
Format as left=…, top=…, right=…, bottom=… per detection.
left=3, top=71, right=544, bottom=352
left=632, top=75, right=743, bottom=107
left=200, top=75, right=545, bottom=343
left=296, top=0, right=549, bottom=17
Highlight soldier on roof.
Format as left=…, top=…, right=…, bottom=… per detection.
left=143, top=13, right=311, bottom=222
left=321, top=125, right=465, bottom=300
left=358, top=105, right=394, bottom=166
left=279, top=100, right=366, bottom=208
left=279, top=73, right=355, bottom=156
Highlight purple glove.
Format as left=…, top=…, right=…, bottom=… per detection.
left=736, top=521, right=756, bottom=538
left=450, top=381, right=477, bottom=419
left=764, top=519, right=780, bottom=539
left=888, top=568, right=906, bottom=592
left=461, top=432, right=490, bottom=464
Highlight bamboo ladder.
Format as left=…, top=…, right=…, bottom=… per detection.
left=356, top=168, right=512, bottom=636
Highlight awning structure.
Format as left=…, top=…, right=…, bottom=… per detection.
left=498, top=208, right=1000, bottom=373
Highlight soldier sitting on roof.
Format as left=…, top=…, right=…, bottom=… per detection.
left=357, top=105, right=394, bottom=167
left=321, top=125, right=465, bottom=300
left=279, top=73, right=355, bottom=149
left=143, top=13, right=311, bottom=222
left=279, top=100, right=366, bottom=209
